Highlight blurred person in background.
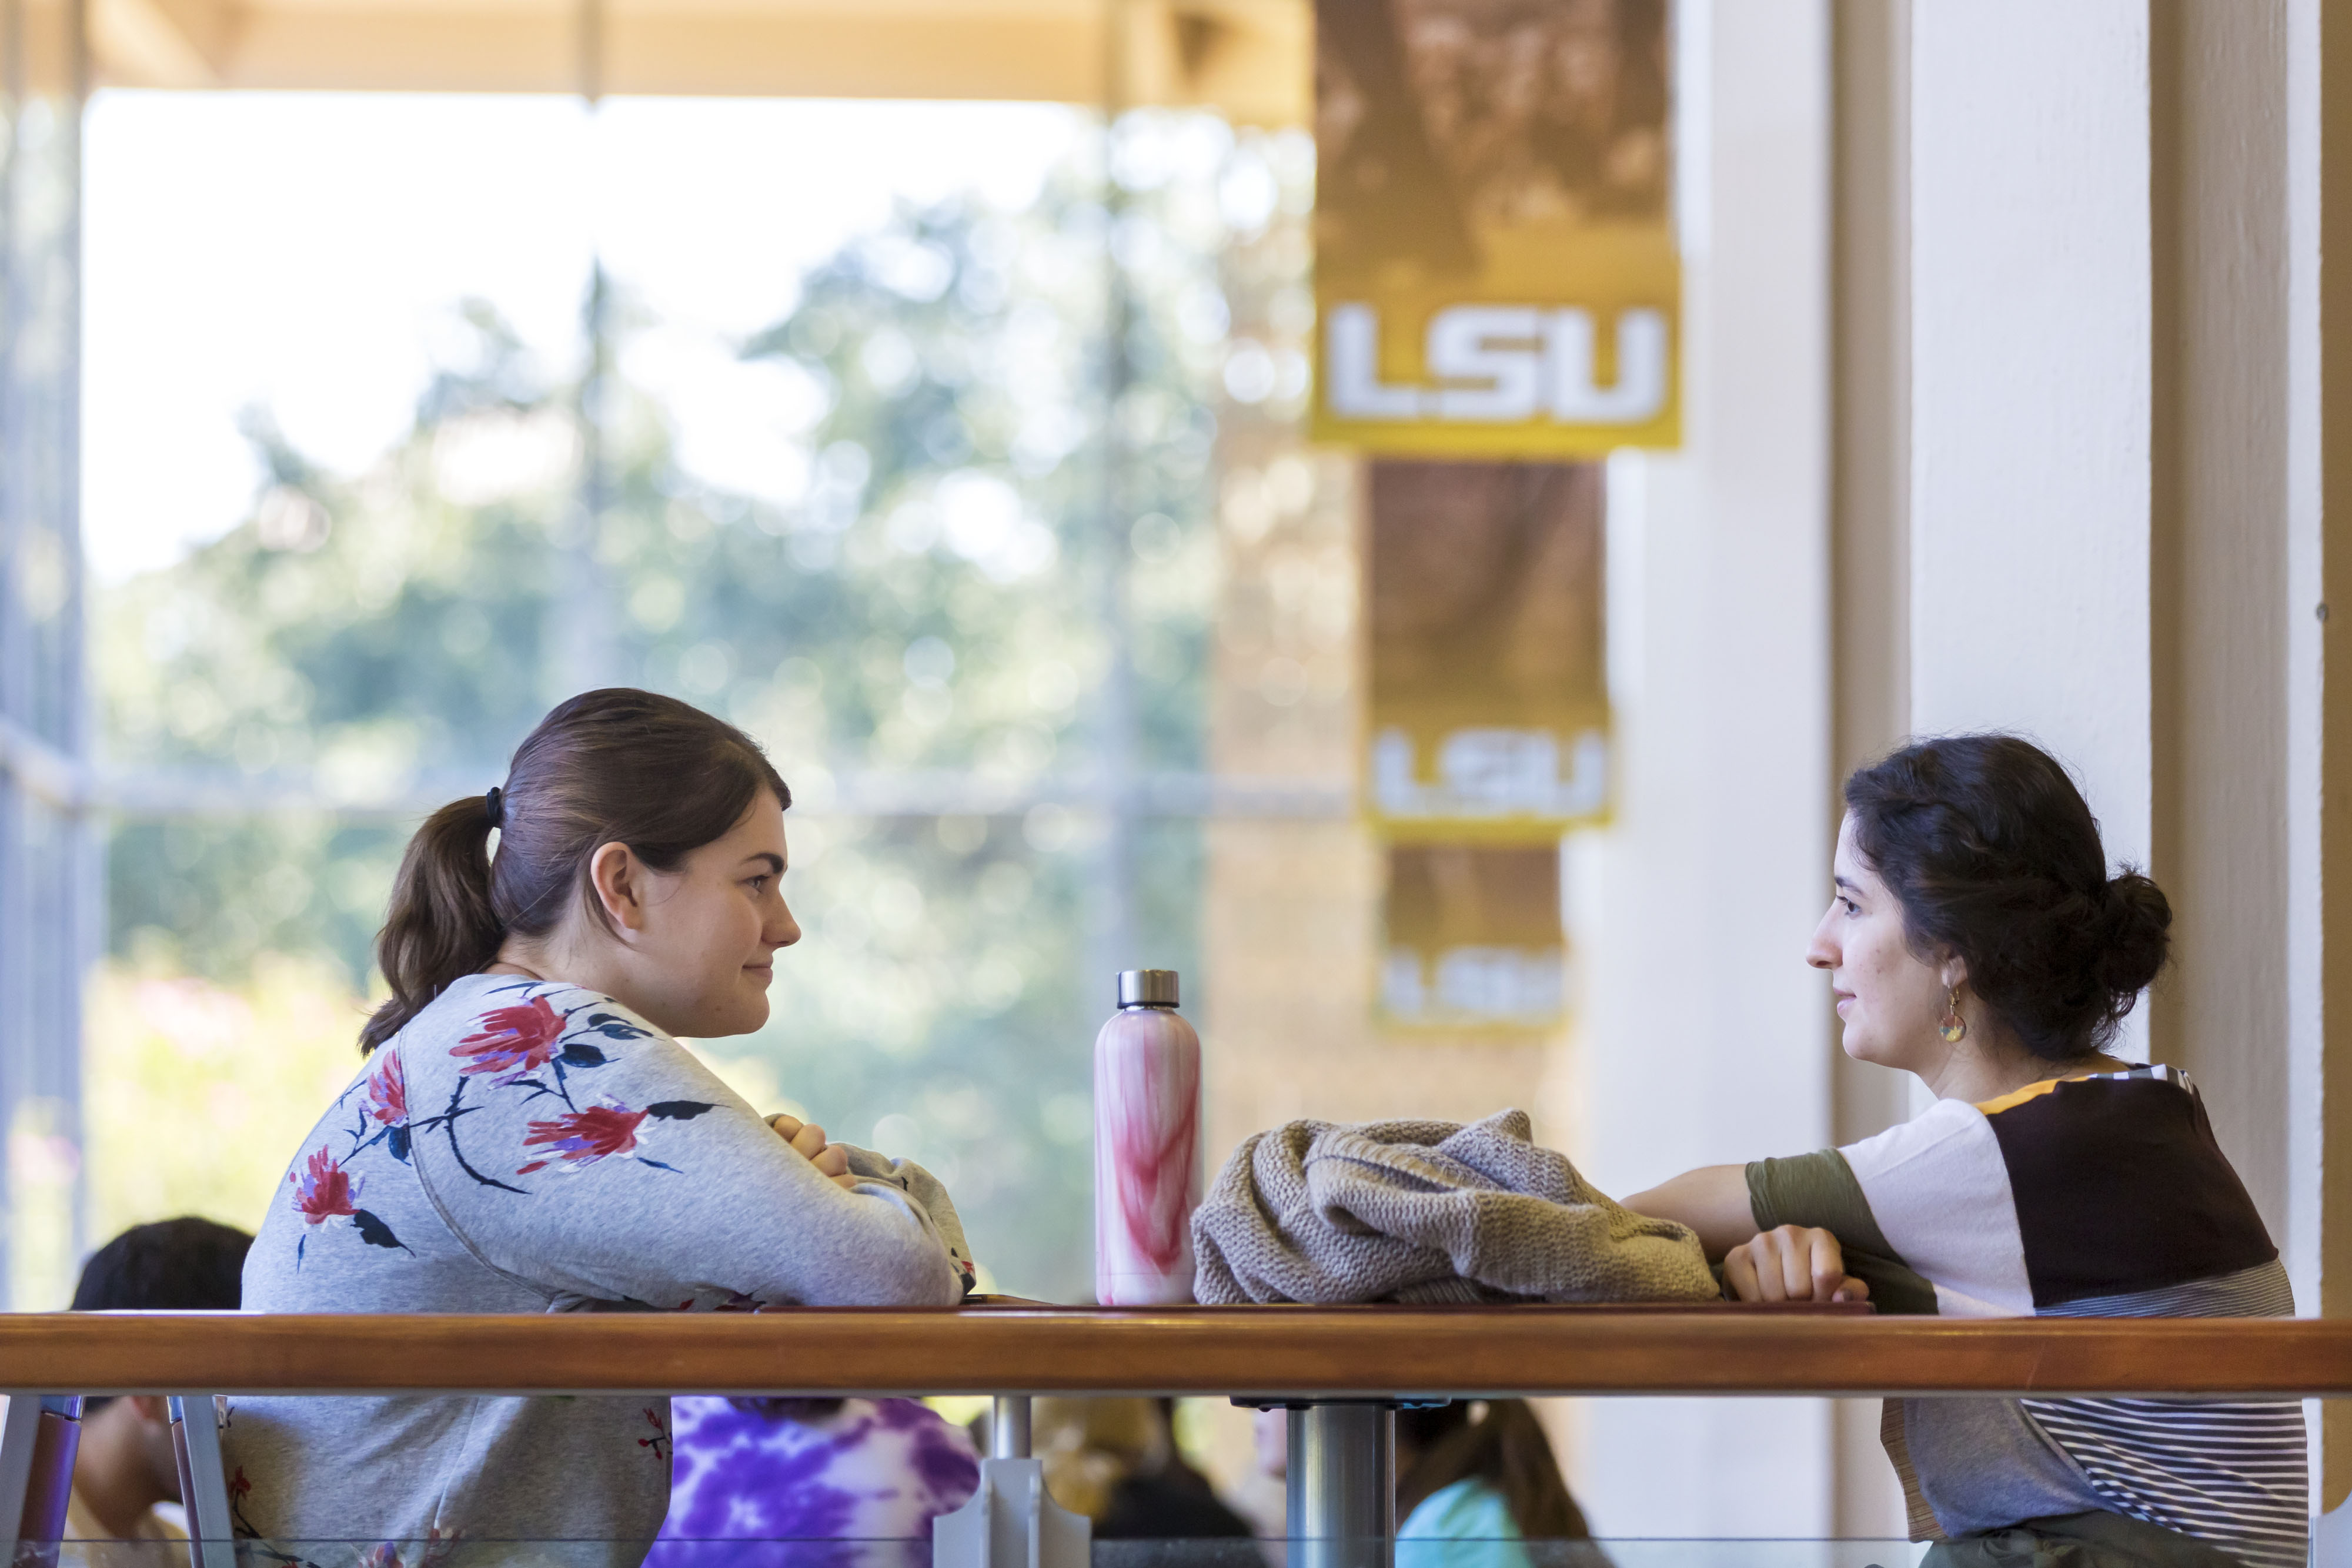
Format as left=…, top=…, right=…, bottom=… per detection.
left=1247, top=1406, right=1291, bottom=1536
left=650, top=1396, right=978, bottom=1567
left=1030, top=1398, right=1253, bottom=1540
left=65, top=1217, right=253, bottom=1551
left=1395, top=1400, right=1590, bottom=1568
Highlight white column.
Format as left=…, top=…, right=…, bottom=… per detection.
left=1906, top=2, right=2154, bottom=1060
left=1572, top=0, right=1836, bottom=1534
left=2283, top=0, right=2348, bottom=1523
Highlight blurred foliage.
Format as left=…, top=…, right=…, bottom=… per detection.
left=83, top=957, right=367, bottom=1246
left=89, top=111, right=1303, bottom=1301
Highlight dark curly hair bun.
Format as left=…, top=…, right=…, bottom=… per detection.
left=2093, top=871, right=2172, bottom=998
left=1843, top=734, right=2171, bottom=1062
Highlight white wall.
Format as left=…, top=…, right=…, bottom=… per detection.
left=2282, top=0, right=2335, bottom=1521
left=1906, top=2, right=2154, bottom=1062
left=1570, top=0, right=1837, bottom=1534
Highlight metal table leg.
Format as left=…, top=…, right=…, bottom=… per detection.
left=1287, top=1403, right=1396, bottom=1568
left=1, top=1393, right=85, bottom=1556
left=991, top=1396, right=1031, bottom=1459
left=934, top=1395, right=1085, bottom=1568
left=171, top=1395, right=238, bottom=1568
left=0, top=1395, right=39, bottom=1549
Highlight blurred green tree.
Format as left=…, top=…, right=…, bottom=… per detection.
left=95, top=122, right=1242, bottom=1300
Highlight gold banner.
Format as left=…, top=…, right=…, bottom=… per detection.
left=1312, top=0, right=1679, bottom=456
left=1365, top=460, right=1606, bottom=840
left=1379, top=844, right=1565, bottom=1030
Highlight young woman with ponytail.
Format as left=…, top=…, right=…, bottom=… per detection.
left=1628, top=735, right=2303, bottom=1568
left=228, top=689, right=974, bottom=1567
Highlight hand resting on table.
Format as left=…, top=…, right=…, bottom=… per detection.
left=1722, top=1223, right=1870, bottom=1304
left=1620, top=1165, right=1867, bottom=1305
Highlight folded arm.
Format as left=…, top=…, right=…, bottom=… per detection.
left=415, top=987, right=964, bottom=1310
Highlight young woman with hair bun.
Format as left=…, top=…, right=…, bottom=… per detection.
left=1628, top=734, right=2303, bottom=1568
left=228, top=688, right=974, bottom=1567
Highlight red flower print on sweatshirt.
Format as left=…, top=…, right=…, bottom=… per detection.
left=517, top=1101, right=649, bottom=1174
left=637, top=1405, right=671, bottom=1464
left=365, top=1049, right=407, bottom=1125
left=452, top=995, right=565, bottom=1083
left=290, top=1146, right=359, bottom=1225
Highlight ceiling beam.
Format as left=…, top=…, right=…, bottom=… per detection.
left=91, top=0, right=238, bottom=86
left=82, top=0, right=1308, bottom=125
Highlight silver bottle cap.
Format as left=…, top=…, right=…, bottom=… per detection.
left=1116, top=969, right=1179, bottom=1009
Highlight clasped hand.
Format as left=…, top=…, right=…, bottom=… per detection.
left=766, top=1112, right=861, bottom=1192
left=1722, top=1223, right=1872, bottom=1305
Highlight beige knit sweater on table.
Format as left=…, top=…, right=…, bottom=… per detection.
left=1191, top=1108, right=1718, bottom=1305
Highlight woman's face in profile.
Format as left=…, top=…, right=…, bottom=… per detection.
left=623, top=791, right=801, bottom=1039
left=1808, top=814, right=1947, bottom=1072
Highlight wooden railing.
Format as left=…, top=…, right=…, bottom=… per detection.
left=1, top=1303, right=2347, bottom=1399
left=5, top=1305, right=2343, bottom=1567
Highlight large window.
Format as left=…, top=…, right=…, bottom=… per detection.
left=75, top=91, right=1317, bottom=1306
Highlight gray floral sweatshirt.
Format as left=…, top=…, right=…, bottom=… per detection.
left=227, top=972, right=971, bottom=1568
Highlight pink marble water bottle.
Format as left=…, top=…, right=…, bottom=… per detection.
left=1094, top=968, right=1202, bottom=1305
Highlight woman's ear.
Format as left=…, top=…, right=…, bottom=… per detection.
left=1937, top=954, right=1970, bottom=994
left=588, top=841, right=647, bottom=934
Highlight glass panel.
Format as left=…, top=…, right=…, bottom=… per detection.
left=35, top=1542, right=1934, bottom=1568
left=0, top=0, right=95, bottom=1311
left=82, top=89, right=600, bottom=1285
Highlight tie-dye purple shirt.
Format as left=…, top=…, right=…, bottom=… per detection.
left=650, top=1398, right=980, bottom=1567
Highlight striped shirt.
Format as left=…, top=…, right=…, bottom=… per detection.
left=1749, top=1065, right=2306, bottom=1567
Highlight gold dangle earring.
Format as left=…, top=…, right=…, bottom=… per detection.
left=1939, top=987, right=1968, bottom=1044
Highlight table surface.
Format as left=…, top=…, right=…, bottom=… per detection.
left=1, top=1305, right=2347, bottom=1398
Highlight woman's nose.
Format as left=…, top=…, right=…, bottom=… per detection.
left=1805, top=908, right=1839, bottom=971
left=770, top=901, right=803, bottom=950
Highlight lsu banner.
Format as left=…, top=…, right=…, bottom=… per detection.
left=1313, top=0, right=1678, bottom=456
left=1380, top=844, right=1565, bottom=1029
left=1366, top=461, right=1606, bottom=840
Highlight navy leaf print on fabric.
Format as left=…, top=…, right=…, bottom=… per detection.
left=427, top=1078, right=527, bottom=1194
left=559, top=1041, right=609, bottom=1068
left=352, top=1210, right=413, bottom=1252
left=581, top=1012, right=653, bottom=1041
left=387, top=1126, right=412, bottom=1164
left=645, top=1101, right=717, bottom=1121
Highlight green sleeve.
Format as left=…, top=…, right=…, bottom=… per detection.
left=1746, top=1149, right=1940, bottom=1316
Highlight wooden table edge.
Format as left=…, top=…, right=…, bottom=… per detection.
left=0, top=1309, right=2343, bottom=1398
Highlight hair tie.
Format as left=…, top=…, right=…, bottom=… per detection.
left=485, top=786, right=506, bottom=828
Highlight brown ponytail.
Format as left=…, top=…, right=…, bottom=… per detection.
left=360, top=688, right=791, bottom=1054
